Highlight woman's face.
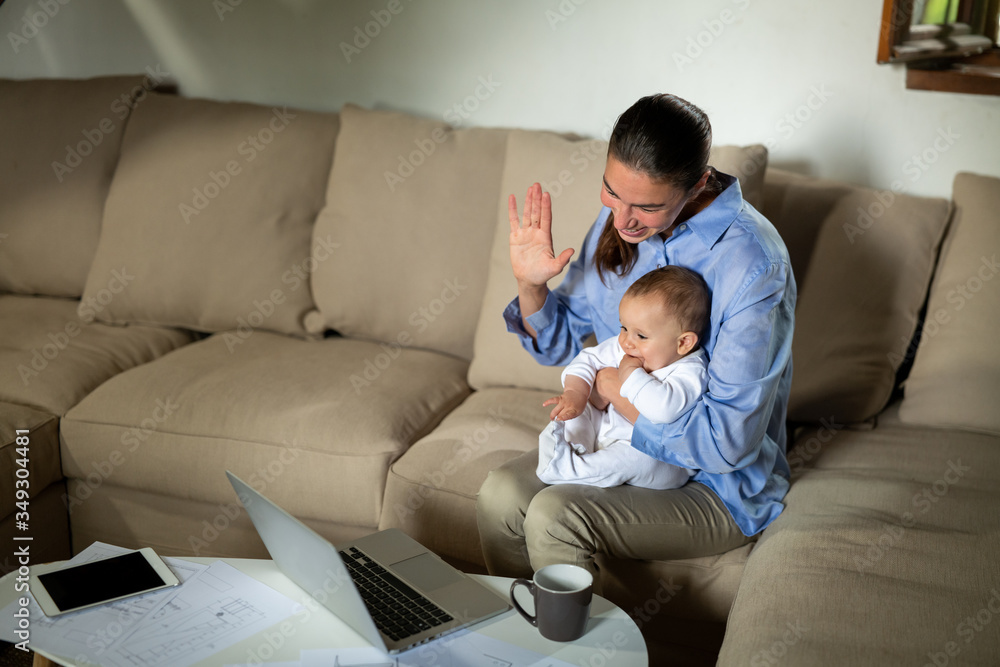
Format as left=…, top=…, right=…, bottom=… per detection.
left=600, top=157, right=693, bottom=244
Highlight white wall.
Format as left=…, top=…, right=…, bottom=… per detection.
left=2, top=0, right=997, bottom=198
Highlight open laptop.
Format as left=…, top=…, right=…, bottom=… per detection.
left=225, top=471, right=510, bottom=654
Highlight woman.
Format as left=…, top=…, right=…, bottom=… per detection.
left=476, top=93, right=796, bottom=580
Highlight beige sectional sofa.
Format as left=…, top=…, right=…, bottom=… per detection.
left=2, top=75, right=998, bottom=665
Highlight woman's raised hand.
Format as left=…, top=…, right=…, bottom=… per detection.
left=508, top=183, right=574, bottom=289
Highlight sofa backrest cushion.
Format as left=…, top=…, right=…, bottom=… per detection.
left=79, top=93, right=339, bottom=337
left=769, top=176, right=952, bottom=424
left=0, top=76, right=147, bottom=298
left=308, top=104, right=508, bottom=360
left=468, top=130, right=767, bottom=392
left=898, top=172, right=1000, bottom=435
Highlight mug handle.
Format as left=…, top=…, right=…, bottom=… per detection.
left=510, top=578, right=538, bottom=627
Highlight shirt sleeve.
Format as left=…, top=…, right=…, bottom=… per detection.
left=631, top=261, right=794, bottom=473
left=502, top=218, right=602, bottom=367
left=620, top=355, right=708, bottom=425
left=561, top=337, right=622, bottom=387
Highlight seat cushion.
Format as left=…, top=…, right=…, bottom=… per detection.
left=309, top=104, right=508, bottom=359
left=380, top=387, right=551, bottom=564
left=0, top=295, right=194, bottom=415
left=719, top=411, right=1000, bottom=665
left=61, top=331, right=471, bottom=529
left=64, top=482, right=375, bottom=559
left=0, top=76, right=147, bottom=297
left=80, top=93, right=339, bottom=336
left=899, top=172, right=1000, bottom=436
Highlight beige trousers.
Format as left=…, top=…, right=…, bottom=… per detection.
left=476, top=450, right=754, bottom=581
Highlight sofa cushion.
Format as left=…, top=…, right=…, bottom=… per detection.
left=0, top=76, right=147, bottom=297
left=771, top=179, right=951, bottom=424
left=308, top=104, right=508, bottom=360
left=0, top=295, right=194, bottom=415
left=0, top=402, right=61, bottom=522
left=719, top=415, right=1000, bottom=665
left=60, top=331, right=470, bottom=530
left=64, top=482, right=375, bottom=559
left=80, top=93, right=339, bottom=336
left=899, top=172, right=1000, bottom=436
left=468, top=129, right=768, bottom=392
left=379, top=387, right=550, bottom=565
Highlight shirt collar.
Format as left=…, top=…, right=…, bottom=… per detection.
left=677, top=171, right=744, bottom=249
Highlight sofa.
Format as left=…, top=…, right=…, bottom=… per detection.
left=2, top=75, right=998, bottom=665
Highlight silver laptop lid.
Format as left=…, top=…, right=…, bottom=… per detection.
left=225, top=471, right=386, bottom=652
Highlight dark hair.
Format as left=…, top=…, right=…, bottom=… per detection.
left=595, top=94, right=717, bottom=281
left=624, top=265, right=710, bottom=342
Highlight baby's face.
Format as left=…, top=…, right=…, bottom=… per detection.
left=618, top=294, right=685, bottom=373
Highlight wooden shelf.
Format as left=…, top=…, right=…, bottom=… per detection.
left=906, top=49, right=1000, bottom=95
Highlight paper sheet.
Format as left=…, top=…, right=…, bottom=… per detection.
left=100, top=559, right=301, bottom=667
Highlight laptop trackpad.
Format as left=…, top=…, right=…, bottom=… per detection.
left=392, top=553, right=464, bottom=592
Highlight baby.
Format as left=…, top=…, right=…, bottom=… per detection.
left=536, top=265, right=710, bottom=489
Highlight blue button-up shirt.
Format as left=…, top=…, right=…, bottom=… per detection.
left=504, top=173, right=795, bottom=535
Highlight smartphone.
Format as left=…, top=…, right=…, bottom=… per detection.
left=29, top=548, right=180, bottom=617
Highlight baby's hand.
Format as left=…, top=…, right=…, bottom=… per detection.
left=542, top=388, right=588, bottom=421
left=618, top=353, right=644, bottom=383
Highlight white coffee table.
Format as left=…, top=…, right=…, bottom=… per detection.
left=6, top=556, right=648, bottom=666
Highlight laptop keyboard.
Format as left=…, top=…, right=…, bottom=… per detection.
left=340, top=547, right=454, bottom=642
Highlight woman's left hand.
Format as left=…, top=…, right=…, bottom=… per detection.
left=594, top=366, right=641, bottom=424
left=593, top=367, right=622, bottom=408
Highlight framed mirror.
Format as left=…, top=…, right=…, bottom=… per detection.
left=879, top=0, right=997, bottom=62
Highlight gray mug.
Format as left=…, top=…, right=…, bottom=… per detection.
left=510, top=563, right=593, bottom=642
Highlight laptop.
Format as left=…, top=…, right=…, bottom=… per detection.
left=225, top=471, right=510, bottom=654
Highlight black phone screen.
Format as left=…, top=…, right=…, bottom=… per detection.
left=37, top=551, right=168, bottom=612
